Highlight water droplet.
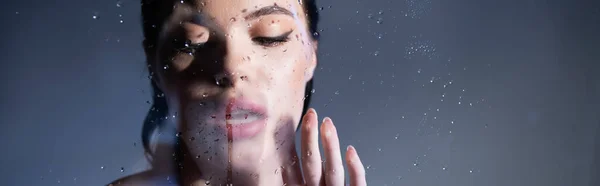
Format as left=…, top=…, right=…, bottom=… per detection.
left=334, top=90, right=339, bottom=95
left=376, top=18, right=383, bottom=24
left=366, top=165, right=371, bottom=169
left=374, top=51, right=380, bottom=56
left=310, top=89, right=315, bottom=94
left=119, top=19, right=124, bottom=23
left=417, top=69, right=421, bottom=73
left=205, top=180, right=211, bottom=185
left=306, top=151, right=312, bottom=157
left=469, top=170, right=473, bottom=173
left=92, top=15, right=98, bottom=19
left=120, top=167, right=124, bottom=172
left=442, top=167, right=447, bottom=170
left=100, top=166, right=104, bottom=170
left=116, top=1, right=122, bottom=7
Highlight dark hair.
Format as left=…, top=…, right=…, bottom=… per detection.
left=140, top=0, right=320, bottom=159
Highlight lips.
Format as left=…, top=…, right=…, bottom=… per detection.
left=225, top=109, right=262, bottom=125
left=221, top=97, right=268, bottom=140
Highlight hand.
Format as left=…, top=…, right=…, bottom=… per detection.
left=299, top=108, right=367, bottom=186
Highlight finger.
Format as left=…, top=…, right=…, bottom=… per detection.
left=346, top=145, right=367, bottom=186
left=301, top=108, right=323, bottom=186
left=321, top=117, right=345, bottom=186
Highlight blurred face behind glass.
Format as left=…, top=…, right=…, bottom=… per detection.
left=150, top=0, right=317, bottom=184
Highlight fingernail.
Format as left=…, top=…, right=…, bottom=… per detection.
left=347, top=145, right=356, bottom=162
left=346, top=146, right=354, bottom=162
left=323, top=118, right=332, bottom=137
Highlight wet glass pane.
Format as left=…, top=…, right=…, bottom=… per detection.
left=1, top=0, right=599, bottom=185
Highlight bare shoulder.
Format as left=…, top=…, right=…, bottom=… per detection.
left=107, top=170, right=165, bottom=186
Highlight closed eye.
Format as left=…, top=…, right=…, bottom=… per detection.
left=174, top=39, right=206, bottom=54
left=252, top=30, right=293, bottom=47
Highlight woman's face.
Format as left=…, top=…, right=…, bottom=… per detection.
left=151, top=0, right=316, bottom=181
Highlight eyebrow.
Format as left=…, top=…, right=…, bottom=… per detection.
left=244, top=5, right=294, bottom=21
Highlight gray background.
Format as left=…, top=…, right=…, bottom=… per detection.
left=1, top=0, right=599, bottom=185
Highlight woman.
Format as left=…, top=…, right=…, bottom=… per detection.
left=110, top=0, right=366, bottom=185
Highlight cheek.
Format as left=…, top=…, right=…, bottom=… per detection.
left=266, top=49, right=309, bottom=94
left=264, top=36, right=313, bottom=87
left=263, top=48, right=310, bottom=119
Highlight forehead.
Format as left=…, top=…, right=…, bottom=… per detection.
left=187, top=0, right=306, bottom=24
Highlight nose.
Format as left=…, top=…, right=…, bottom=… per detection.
left=213, top=38, right=253, bottom=88
left=213, top=72, right=248, bottom=87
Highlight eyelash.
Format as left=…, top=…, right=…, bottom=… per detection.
left=252, top=31, right=293, bottom=47
left=175, top=30, right=293, bottom=53
left=176, top=40, right=205, bottom=54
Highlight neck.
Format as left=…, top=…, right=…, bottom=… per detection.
left=176, top=142, right=303, bottom=186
